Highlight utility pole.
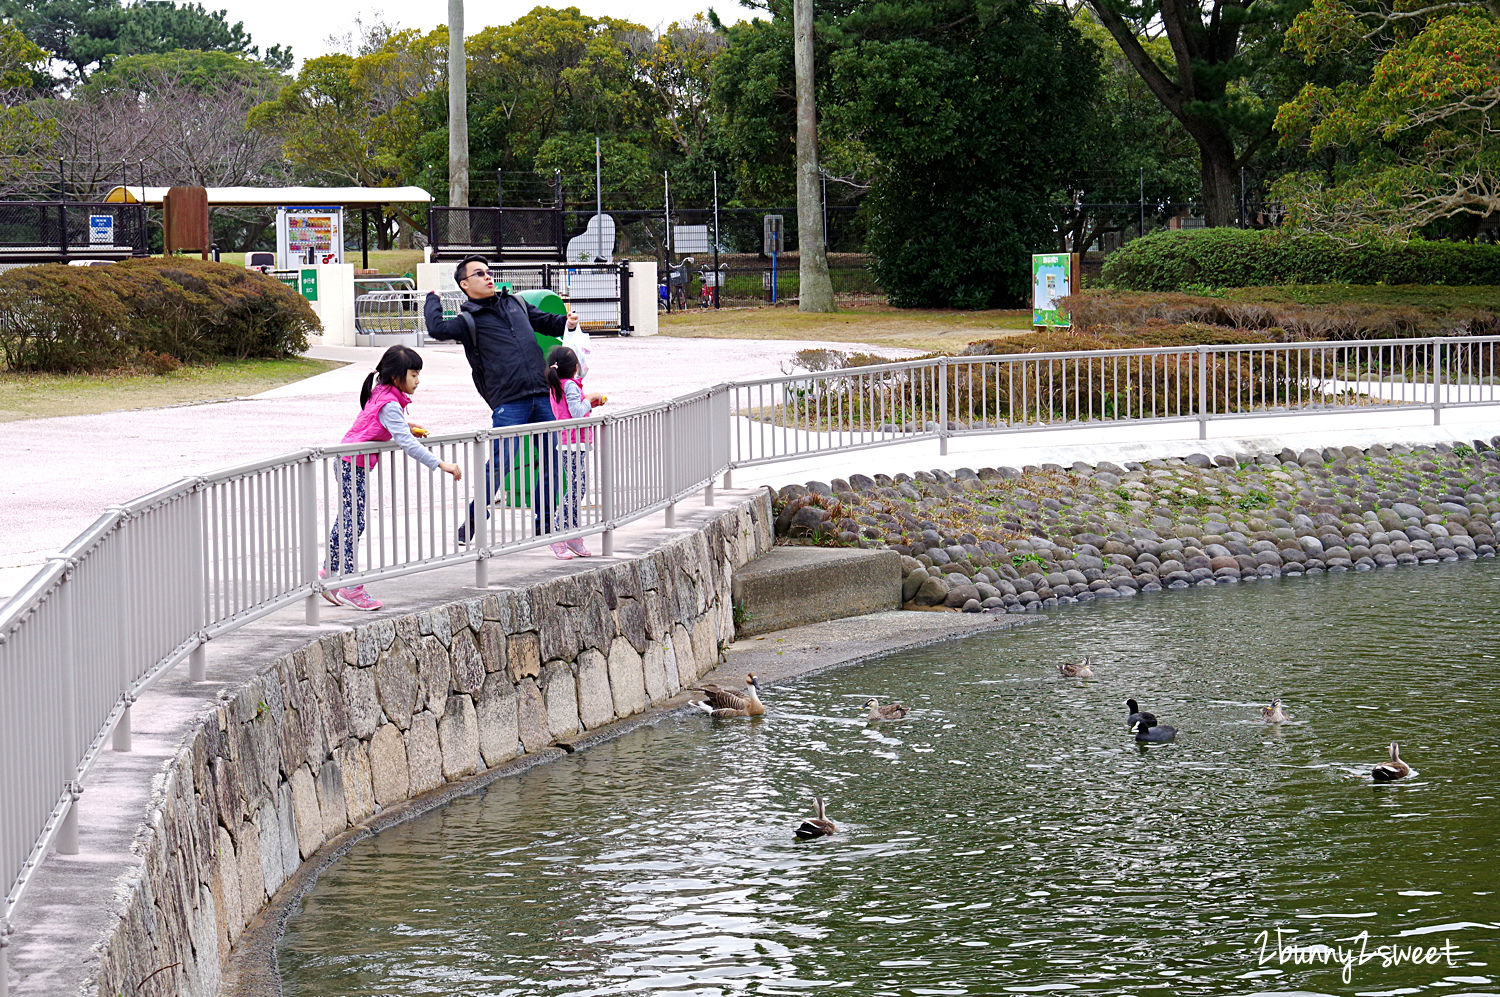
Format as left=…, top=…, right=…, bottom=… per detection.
left=447, top=0, right=469, bottom=210
left=793, top=0, right=834, bottom=312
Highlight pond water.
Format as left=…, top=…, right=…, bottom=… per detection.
left=278, top=561, right=1500, bottom=997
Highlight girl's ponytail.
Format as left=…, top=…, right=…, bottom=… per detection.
left=359, top=371, right=378, bottom=409
left=546, top=345, right=578, bottom=403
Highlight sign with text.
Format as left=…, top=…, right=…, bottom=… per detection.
left=299, top=267, right=319, bottom=302
left=88, top=214, right=114, bottom=245
left=1032, top=253, right=1080, bottom=328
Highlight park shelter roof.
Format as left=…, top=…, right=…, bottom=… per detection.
left=102, top=185, right=433, bottom=206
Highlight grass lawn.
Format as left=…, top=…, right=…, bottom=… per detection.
left=0, top=357, right=342, bottom=422
left=217, top=249, right=427, bottom=273
left=658, top=301, right=1035, bottom=353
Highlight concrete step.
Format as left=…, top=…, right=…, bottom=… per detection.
left=731, top=545, right=902, bottom=638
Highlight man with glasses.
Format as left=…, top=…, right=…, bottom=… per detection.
left=425, top=255, right=581, bottom=545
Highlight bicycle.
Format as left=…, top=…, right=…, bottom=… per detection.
left=697, top=263, right=728, bottom=307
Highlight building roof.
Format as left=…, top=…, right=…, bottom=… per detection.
left=102, top=185, right=433, bottom=207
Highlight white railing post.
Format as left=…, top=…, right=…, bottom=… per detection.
left=1, top=916, right=12, bottom=997
left=937, top=358, right=949, bottom=456
left=704, top=478, right=714, bottom=506
left=56, top=560, right=80, bottom=855
left=189, top=639, right=206, bottom=683
left=111, top=696, right=133, bottom=753
left=599, top=418, right=616, bottom=557
left=723, top=467, right=733, bottom=489
left=1432, top=338, right=1444, bottom=425
left=1198, top=346, right=1209, bottom=440
left=472, top=436, right=489, bottom=589
left=663, top=403, right=677, bottom=528
left=299, top=459, right=319, bottom=626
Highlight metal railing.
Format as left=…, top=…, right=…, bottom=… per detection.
left=725, top=336, right=1500, bottom=469
left=4, top=333, right=1500, bottom=993
left=0, top=201, right=149, bottom=262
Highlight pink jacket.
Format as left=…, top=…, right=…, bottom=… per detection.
left=340, top=383, right=411, bottom=467
left=548, top=377, right=593, bottom=444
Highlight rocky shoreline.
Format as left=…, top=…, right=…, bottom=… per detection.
left=769, top=439, right=1500, bottom=612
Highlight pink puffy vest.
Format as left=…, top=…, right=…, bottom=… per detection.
left=340, top=382, right=411, bottom=467
left=548, top=377, right=593, bottom=444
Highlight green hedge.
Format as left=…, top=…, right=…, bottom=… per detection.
left=1102, top=229, right=1500, bottom=292
left=0, top=258, right=317, bottom=373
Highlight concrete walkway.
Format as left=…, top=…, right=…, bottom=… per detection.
left=4, top=334, right=1496, bottom=602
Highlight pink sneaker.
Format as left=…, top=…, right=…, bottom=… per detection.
left=565, top=538, right=591, bottom=557
left=318, top=569, right=339, bottom=606
left=549, top=542, right=575, bottom=560
left=334, top=585, right=383, bottom=611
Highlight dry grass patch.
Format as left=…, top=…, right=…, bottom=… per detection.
left=0, top=357, right=341, bottom=422
left=658, top=302, right=1034, bottom=353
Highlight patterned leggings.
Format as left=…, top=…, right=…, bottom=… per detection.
left=559, top=449, right=589, bottom=531
left=327, top=461, right=368, bottom=576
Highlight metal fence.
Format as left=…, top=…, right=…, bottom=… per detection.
left=4, top=334, right=1500, bottom=994
left=353, top=264, right=635, bottom=341
left=0, top=201, right=149, bottom=262
left=724, top=337, right=1500, bottom=472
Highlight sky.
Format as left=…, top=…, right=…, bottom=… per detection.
left=224, top=0, right=758, bottom=66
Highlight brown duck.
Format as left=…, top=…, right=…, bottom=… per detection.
left=864, top=697, right=910, bottom=721
left=795, top=796, right=836, bottom=840
left=692, top=673, right=765, bottom=718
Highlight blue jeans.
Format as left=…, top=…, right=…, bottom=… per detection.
left=465, top=393, right=559, bottom=539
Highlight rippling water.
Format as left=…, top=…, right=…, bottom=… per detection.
left=279, top=561, right=1500, bottom=996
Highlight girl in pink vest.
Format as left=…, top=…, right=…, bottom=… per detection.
left=324, top=345, right=462, bottom=610
left=545, top=345, right=605, bottom=559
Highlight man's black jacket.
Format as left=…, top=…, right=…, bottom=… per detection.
left=424, top=290, right=569, bottom=410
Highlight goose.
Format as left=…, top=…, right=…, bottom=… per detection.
left=692, top=673, right=764, bottom=718
left=1134, top=715, right=1177, bottom=743
left=794, top=796, right=836, bottom=840
left=1261, top=698, right=1290, bottom=723
left=1372, top=742, right=1411, bottom=782
left=1125, top=699, right=1148, bottom=729
left=1058, top=656, right=1094, bottom=678
left=864, top=698, right=910, bottom=721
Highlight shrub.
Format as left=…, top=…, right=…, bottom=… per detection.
left=108, top=258, right=316, bottom=361
left=0, top=257, right=316, bottom=373
left=1058, top=288, right=1487, bottom=342
left=0, top=265, right=130, bottom=372
left=1102, top=229, right=1500, bottom=291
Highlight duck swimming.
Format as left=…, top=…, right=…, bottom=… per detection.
left=795, top=796, right=836, bottom=840
left=1261, top=698, right=1290, bottom=723
left=1058, top=656, right=1094, bottom=678
left=1134, top=715, right=1177, bottom=743
left=864, top=698, right=910, bottom=721
left=1372, top=741, right=1412, bottom=782
left=691, top=673, right=765, bottom=718
left=1125, top=699, right=1148, bottom=729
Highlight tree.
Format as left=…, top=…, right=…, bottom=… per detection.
left=793, top=0, right=833, bottom=311
left=0, top=0, right=289, bottom=83
left=1273, top=0, right=1500, bottom=240
left=1083, top=0, right=1298, bottom=225
left=0, top=17, right=52, bottom=196
left=824, top=0, right=1103, bottom=307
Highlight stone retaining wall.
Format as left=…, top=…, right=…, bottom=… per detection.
left=93, top=493, right=773, bottom=997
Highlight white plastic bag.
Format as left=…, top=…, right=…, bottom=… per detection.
left=563, top=323, right=592, bottom=377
